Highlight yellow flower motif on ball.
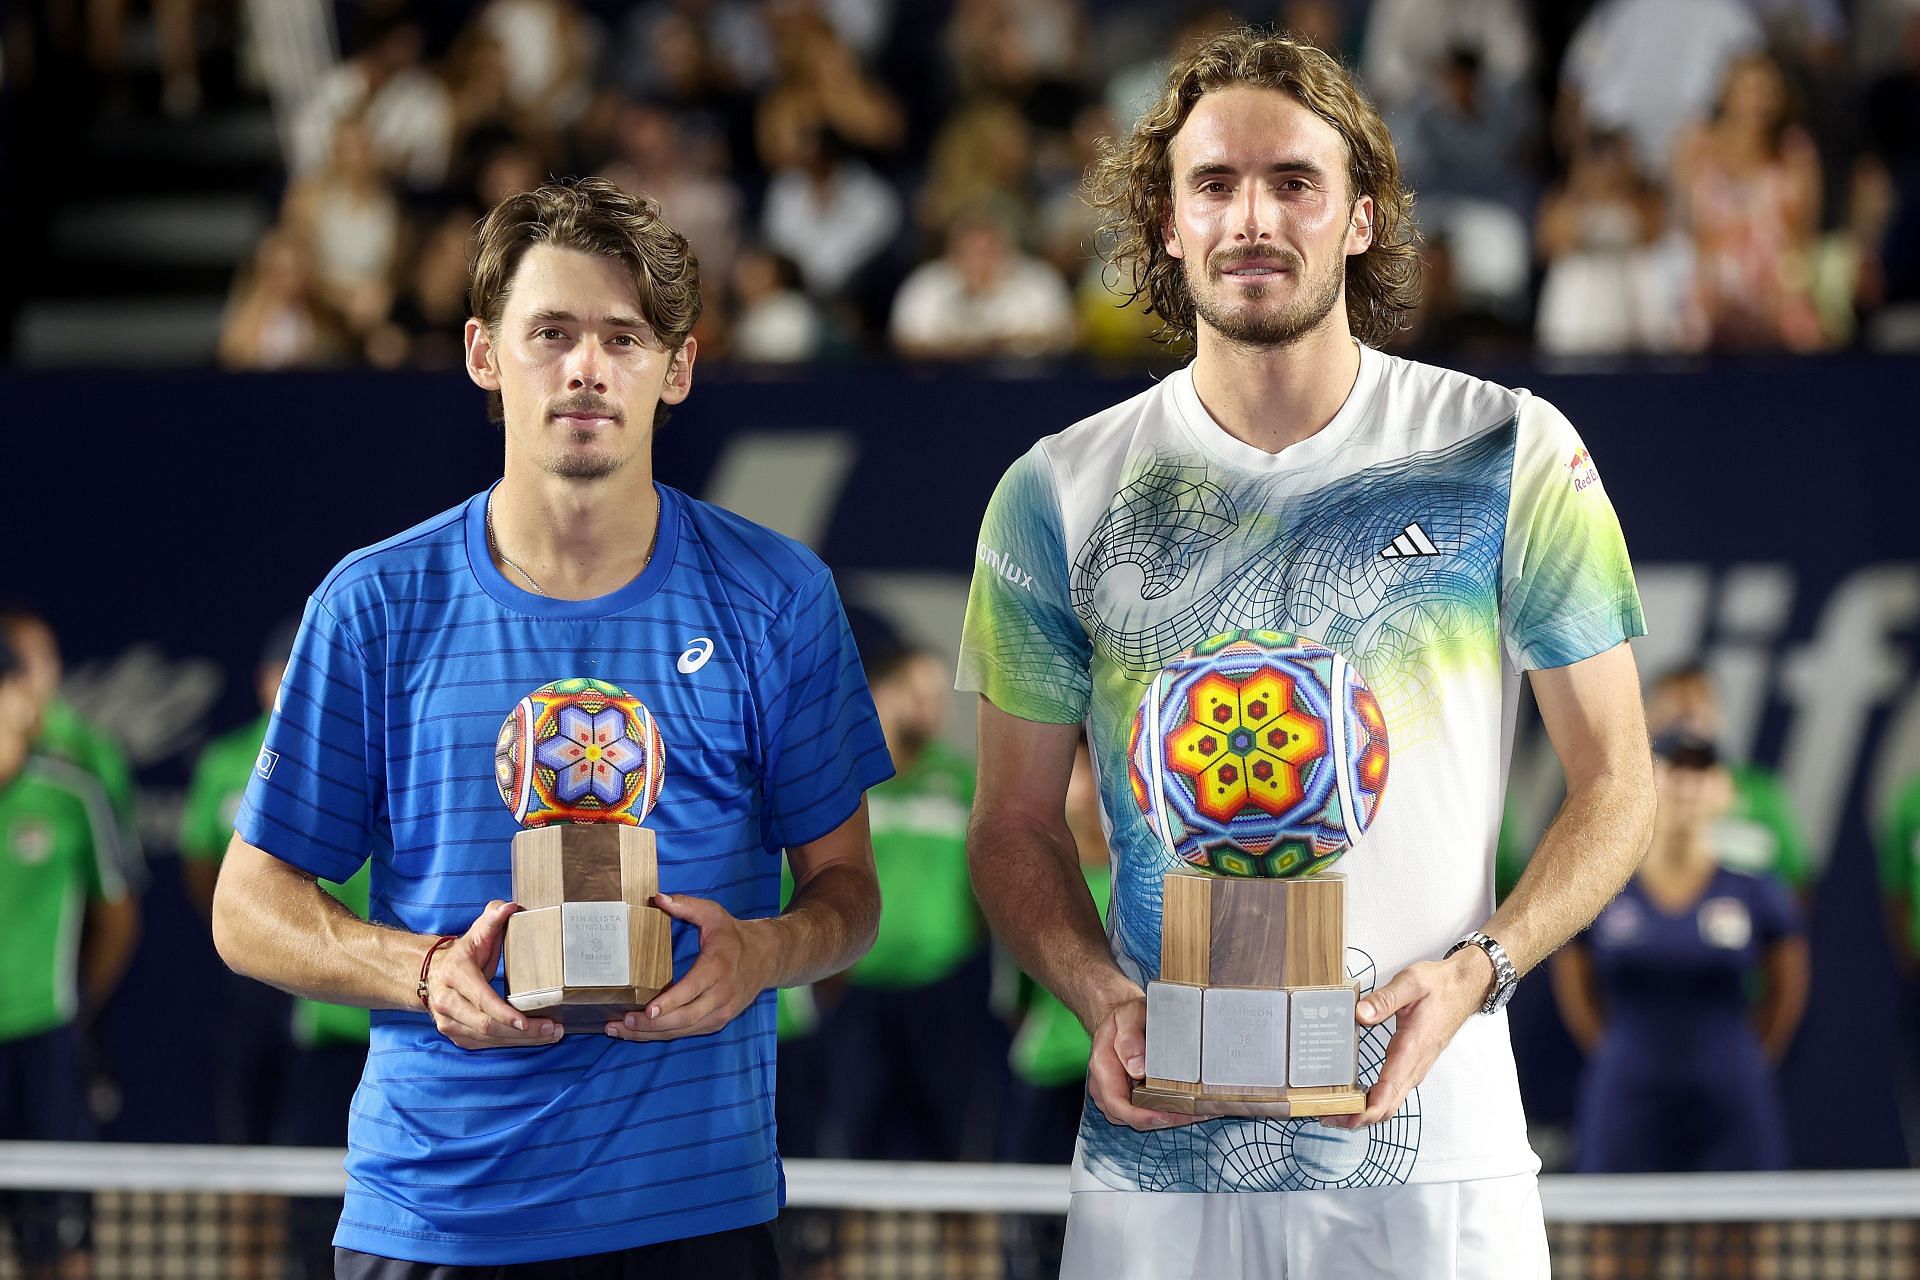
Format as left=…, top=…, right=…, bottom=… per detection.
left=1165, top=669, right=1328, bottom=824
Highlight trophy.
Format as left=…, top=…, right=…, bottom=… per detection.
left=1124, top=631, right=1391, bottom=1119
left=493, top=678, right=674, bottom=1027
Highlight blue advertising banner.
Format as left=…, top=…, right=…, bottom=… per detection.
left=3, top=357, right=1916, bottom=1167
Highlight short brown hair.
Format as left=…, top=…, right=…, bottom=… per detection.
left=1085, top=27, right=1419, bottom=348
left=468, top=176, right=703, bottom=423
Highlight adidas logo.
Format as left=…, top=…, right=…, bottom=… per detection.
left=1379, top=523, right=1440, bottom=560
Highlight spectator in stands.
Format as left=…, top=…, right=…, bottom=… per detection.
left=919, top=98, right=1037, bottom=241
left=1360, top=0, right=1534, bottom=118
left=1535, top=128, right=1671, bottom=356
left=757, top=8, right=905, bottom=167
left=368, top=208, right=478, bottom=370
left=728, top=245, right=826, bottom=363
left=1672, top=52, right=1826, bottom=351
left=1859, top=13, right=1920, bottom=348
left=601, top=100, right=743, bottom=294
left=1646, top=664, right=1812, bottom=894
left=945, top=0, right=1088, bottom=133
left=761, top=121, right=903, bottom=306
left=87, top=0, right=203, bottom=117
left=282, top=116, right=403, bottom=343
left=473, top=0, right=595, bottom=136
left=443, top=29, right=518, bottom=171
left=1558, top=0, right=1763, bottom=177
left=1393, top=44, right=1536, bottom=325
left=290, top=12, right=452, bottom=192
left=0, top=633, right=137, bottom=1279
left=1553, top=730, right=1808, bottom=1172
left=890, top=207, right=1075, bottom=359
left=820, top=641, right=989, bottom=1160
left=218, top=228, right=345, bottom=370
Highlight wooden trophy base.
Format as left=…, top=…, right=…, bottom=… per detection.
left=504, top=824, right=674, bottom=1028
left=1131, top=1083, right=1366, bottom=1119
left=1139, top=871, right=1363, bottom=1119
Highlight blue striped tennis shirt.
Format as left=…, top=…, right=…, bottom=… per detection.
left=235, top=482, right=892, bottom=1265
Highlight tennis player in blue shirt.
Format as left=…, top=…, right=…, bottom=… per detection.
left=212, top=177, right=892, bottom=1277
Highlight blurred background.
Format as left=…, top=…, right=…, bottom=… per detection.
left=2, top=0, right=1920, bottom=1275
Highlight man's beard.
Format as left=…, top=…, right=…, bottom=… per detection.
left=1188, top=247, right=1346, bottom=348
left=545, top=433, right=623, bottom=480
left=541, top=393, right=626, bottom=480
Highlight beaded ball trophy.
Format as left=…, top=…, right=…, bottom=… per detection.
left=494, top=677, right=673, bottom=1027
left=1127, top=631, right=1391, bottom=1118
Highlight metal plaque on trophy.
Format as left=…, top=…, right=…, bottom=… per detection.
left=1125, top=631, right=1391, bottom=1119
left=493, top=678, right=674, bottom=1027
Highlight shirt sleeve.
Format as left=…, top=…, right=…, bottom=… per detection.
left=956, top=444, right=1093, bottom=724
left=752, top=567, right=894, bottom=851
left=1501, top=395, right=1647, bottom=671
left=234, top=593, right=381, bottom=883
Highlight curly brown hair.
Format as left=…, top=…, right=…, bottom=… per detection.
left=469, top=176, right=703, bottom=424
left=1086, top=27, right=1418, bottom=348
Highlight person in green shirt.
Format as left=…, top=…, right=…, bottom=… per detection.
left=1879, top=772, right=1920, bottom=1167
left=1879, top=774, right=1920, bottom=971
left=1647, top=665, right=1812, bottom=894
left=0, top=635, right=139, bottom=1278
left=181, top=626, right=372, bottom=1139
left=821, top=639, right=990, bottom=1160
left=181, top=625, right=368, bottom=1278
left=1, top=606, right=144, bottom=889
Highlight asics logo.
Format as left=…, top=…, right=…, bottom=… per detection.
left=677, top=637, right=715, bottom=674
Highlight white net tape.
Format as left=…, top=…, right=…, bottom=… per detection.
left=3, top=1143, right=1918, bottom=1223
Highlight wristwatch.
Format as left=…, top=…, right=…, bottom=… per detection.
left=1445, top=931, right=1517, bottom=1014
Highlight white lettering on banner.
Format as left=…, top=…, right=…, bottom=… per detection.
left=977, top=542, right=1035, bottom=591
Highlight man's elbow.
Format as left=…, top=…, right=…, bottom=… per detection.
left=210, top=872, right=249, bottom=974
left=209, top=847, right=269, bottom=977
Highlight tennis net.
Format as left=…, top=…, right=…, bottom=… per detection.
left=2, top=1143, right=1917, bottom=1278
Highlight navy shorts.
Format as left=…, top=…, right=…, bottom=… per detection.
left=333, top=1221, right=780, bottom=1278
left=0, top=1022, right=95, bottom=1264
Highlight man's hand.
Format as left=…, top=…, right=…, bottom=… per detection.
left=1086, top=993, right=1200, bottom=1132
left=427, top=900, right=564, bottom=1050
left=606, top=893, right=776, bottom=1041
left=1319, top=947, right=1492, bottom=1129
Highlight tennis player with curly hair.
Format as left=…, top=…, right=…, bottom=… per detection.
left=960, top=28, right=1656, bottom=1278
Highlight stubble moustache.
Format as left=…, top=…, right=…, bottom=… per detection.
left=1190, top=245, right=1345, bottom=348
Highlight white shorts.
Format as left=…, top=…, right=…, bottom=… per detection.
left=1059, top=1172, right=1549, bottom=1280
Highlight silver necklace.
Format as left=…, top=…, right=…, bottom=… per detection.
left=487, top=500, right=547, bottom=596
left=486, top=498, right=662, bottom=598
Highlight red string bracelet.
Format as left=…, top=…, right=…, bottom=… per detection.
left=417, top=935, right=459, bottom=1009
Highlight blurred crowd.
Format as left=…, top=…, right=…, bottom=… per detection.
left=174, top=0, right=1920, bottom=370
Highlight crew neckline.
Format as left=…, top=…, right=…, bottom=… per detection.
left=465, top=480, right=680, bottom=618
left=1170, top=341, right=1383, bottom=471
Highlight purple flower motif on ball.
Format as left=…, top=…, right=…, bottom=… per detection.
left=536, top=705, right=647, bottom=806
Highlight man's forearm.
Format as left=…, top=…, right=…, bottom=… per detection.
left=1483, top=765, right=1655, bottom=978
left=969, top=811, right=1133, bottom=1031
left=213, top=837, right=429, bottom=1010
left=749, top=860, right=880, bottom=990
